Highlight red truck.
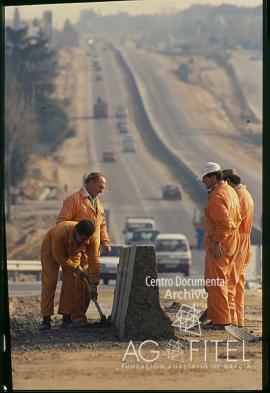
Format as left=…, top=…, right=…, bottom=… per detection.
left=94, top=97, right=108, bottom=118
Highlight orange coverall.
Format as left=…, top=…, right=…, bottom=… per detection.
left=228, top=184, right=254, bottom=326
left=40, top=221, right=89, bottom=317
left=204, top=182, right=242, bottom=325
left=56, top=188, right=110, bottom=323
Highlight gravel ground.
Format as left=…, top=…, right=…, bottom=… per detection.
left=9, top=287, right=263, bottom=390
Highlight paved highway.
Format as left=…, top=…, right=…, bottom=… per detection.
left=119, top=45, right=262, bottom=228
left=84, top=42, right=198, bottom=249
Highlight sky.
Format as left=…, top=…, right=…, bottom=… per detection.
left=5, top=0, right=262, bottom=29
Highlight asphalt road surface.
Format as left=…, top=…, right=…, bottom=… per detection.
left=83, top=42, right=200, bottom=246
left=120, top=46, right=262, bottom=229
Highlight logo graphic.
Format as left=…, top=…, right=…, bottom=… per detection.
left=172, top=303, right=202, bottom=336
left=166, top=340, right=184, bottom=362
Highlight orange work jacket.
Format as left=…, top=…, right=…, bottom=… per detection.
left=41, top=221, right=89, bottom=271
left=204, top=181, right=242, bottom=256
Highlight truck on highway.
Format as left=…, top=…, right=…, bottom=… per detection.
left=94, top=97, right=108, bottom=118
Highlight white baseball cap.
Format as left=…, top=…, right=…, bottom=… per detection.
left=198, top=162, right=221, bottom=181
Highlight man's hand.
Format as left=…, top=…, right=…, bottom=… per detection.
left=210, top=242, right=224, bottom=259
left=73, top=266, right=88, bottom=281
left=89, top=283, right=98, bottom=300
left=102, top=242, right=111, bottom=253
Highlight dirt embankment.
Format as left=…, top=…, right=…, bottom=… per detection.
left=134, top=45, right=261, bottom=174
left=173, top=52, right=262, bottom=158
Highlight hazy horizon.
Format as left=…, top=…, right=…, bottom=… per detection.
left=5, top=0, right=262, bottom=29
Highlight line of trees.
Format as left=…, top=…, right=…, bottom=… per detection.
left=5, top=24, right=68, bottom=221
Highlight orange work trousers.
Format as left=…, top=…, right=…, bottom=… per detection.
left=71, top=278, right=90, bottom=323
left=204, top=233, right=239, bottom=325
left=71, top=258, right=100, bottom=324
left=40, top=253, right=75, bottom=317
left=228, top=234, right=251, bottom=326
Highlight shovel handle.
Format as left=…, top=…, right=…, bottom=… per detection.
left=92, top=298, right=105, bottom=319
left=82, top=276, right=106, bottom=320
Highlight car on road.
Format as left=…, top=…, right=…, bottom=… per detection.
left=123, top=217, right=157, bottom=244
left=118, top=122, right=129, bottom=134
left=128, top=228, right=159, bottom=245
left=162, top=184, right=182, bottom=200
left=100, top=244, right=123, bottom=284
left=117, top=119, right=126, bottom=128
left=115, top=105, right=127, bottom=118
left=123, top=135, right=133, bottom=142
left=102, top=151, right=115, bottom=162
left=123, top=139, right=136, bottom=152
left=155, top=233, right=191, bottom=276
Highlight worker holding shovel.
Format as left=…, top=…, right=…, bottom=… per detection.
left=40, top=219, right=95, bottom=330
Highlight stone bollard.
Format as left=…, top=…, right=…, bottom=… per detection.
left=111, top=246, right=174, bottom=339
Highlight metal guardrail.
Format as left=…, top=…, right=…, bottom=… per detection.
left=7, top=260, right=62, bottom=282
left=7, top=260, right=41, bottom=271
left=7, top=260, right=41, bottom=282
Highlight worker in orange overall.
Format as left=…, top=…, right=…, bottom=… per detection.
left=40, top=220, right=95, bottom=330
left=199, top=162, right=242, bottom=330
left=222, top=169, right=254, bottom=327
left=56, top=172, right=111, bottom=327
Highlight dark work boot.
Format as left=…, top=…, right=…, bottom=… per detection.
left=61, top=314, right=74, bottom=329
left=39, top=316, right=51, bottom=330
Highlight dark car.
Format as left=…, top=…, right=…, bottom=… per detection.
left=100, top=244, right=123, bottom=284
left=128, top=228, right=159, bottom=246
left=102, top=151, right=115, bottom=162
left=162, top=184, right=182, bottom=200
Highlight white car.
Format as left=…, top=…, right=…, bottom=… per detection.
left=115, top=105, right=127, bottom=118
left=155, top=233, right=192, bottom=276
left=100, top=244, right=123, bottom=284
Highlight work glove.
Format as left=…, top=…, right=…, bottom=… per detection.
left=73, top=266, right=88, bottom=281
left=89, top=283, right=98, bottom=300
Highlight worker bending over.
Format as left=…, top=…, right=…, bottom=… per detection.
left=40, top=219, right=95, bottom=330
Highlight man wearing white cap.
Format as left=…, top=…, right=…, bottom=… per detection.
left=200, top=162, right=242, bottom=330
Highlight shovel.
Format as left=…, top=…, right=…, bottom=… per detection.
left=82, top=275, right=111, bottom=326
